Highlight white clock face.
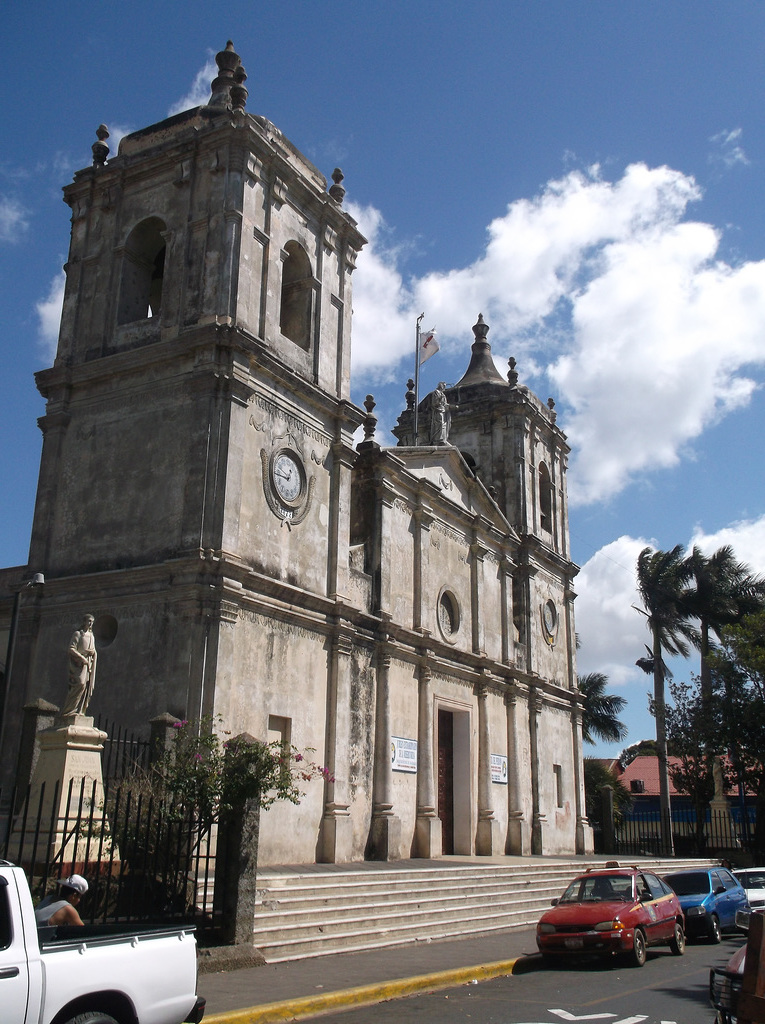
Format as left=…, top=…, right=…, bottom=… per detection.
left=273, top=451, right=303, bottom=503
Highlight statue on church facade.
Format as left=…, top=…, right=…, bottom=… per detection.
left=430, top=383, right=451, bottom=445
left=60, top=614, right=97, bottom=717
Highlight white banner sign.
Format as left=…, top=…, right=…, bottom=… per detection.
left=391, top=736, right=417, bottom=773
left=491, top=754, right=508, bottom=784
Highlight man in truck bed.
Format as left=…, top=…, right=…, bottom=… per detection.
left=34, top=874, right=87, bottom=927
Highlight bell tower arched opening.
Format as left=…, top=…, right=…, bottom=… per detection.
left=117, top=217, right=167, bottom=324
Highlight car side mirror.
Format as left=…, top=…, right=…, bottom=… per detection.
left=550, top=898, right=559, bottom=906
left=715, top=885, right=726, bottom=895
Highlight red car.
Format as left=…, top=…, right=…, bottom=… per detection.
left=536, top=863, right=686, bottom=966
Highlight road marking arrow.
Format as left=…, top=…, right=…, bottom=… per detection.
left=549, top=1013, right=617, bottom=1021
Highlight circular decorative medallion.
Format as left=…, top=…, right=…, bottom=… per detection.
left=541, top=599, right=559, bottom=646
left=437, top=590, right=460, bottom=642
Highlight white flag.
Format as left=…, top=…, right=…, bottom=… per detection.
left=419, top=327, right=439, bottom=364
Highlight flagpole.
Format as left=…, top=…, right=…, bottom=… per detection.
left=414, top=312, right=424, bottom=445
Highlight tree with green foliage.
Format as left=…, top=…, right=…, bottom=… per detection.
left=661, top=675, right=723, bottom=853
left=684, top=546, right=765, bottom=700
left=635, top=544, right=699, bottom=854
left=578, top=672, right=628, bottom=746
left=709, top=610, right=765, bottom=857
left=583, top=757, right=632, bottom=851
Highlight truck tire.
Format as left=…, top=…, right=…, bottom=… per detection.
left=63, top=1014, right=120, bottom=1024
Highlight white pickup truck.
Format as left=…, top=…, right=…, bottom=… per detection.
left=1, top=862, right=205, bottom=1024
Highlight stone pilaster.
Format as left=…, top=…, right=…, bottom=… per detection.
left=505, top=686, right=530, bottom=855
left=475, top=680, right=500, bottom=855
left=571, top=697, right=594, bottom=854
left=318, top=629, right=354, bottom=862
left=414, top=660, right=441, bottom=857
left=529, top=687, right=546, bottom=855
left=367, top=644, right=401, bottom=860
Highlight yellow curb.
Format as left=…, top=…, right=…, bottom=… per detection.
left=203, top=957, right=520, bottom=1024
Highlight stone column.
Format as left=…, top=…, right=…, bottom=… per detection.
left=318, top=629, right=353, bottom=863
left=529, top=688, right=546, bottom=855
left=475, top=680, right=501, bottom=854
left=149, top=712, right=181, bottom=764
left=470, top=537, right=487, bottom=655
left=412, top=502, right=433, bottom=631
left=504, top=686, right=530, bottom=855
left=368, top=643, right=401, bottom=860
left=14, top=698, right=59, bottom=798
left=414, top=661, right=441, bottom=857
left=327, top=440, right=357, bottom=603
left=499, top=556, right=516, bottom=666
left=571, top=697, right=594, bottom=853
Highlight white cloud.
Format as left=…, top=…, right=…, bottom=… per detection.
left=36, top=270, right=66, bottom=360
left=689, top=515, right=765, bottom=576
left=0, top=196, right=28, bottom=242
left=168, top=58, right=216, bottom=116
left=349, top=162, right=765, bottom=507
left=709, top=128, right=749, bottom=169
left=574, top=535, right=650, bottom=686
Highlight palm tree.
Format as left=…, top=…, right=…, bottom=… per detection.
left=685, top=545, right=765, bottom=700
left=635, top=545, right=699, bottom=855
left=578, top=672, right=628, bottom=746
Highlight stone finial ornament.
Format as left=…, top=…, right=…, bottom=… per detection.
left=208, top=40, right=247, bottom=110
left=92, top=124, right=110, bottom=167
left=547, top=397, right=557, bottom=423
left=405, top=378, right=416, bottom=411
left=363, top=394, right=377, bottom=443
left=329, top=168, right=346, bottom=204
left=507, top=357, right=518, bottom=387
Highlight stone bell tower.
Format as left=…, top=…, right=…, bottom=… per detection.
left=7, top=42, right=367, bottom=841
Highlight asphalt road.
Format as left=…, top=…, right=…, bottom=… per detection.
left=294, top=933, right=740, bottom=1024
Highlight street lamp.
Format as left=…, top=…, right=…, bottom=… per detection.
left=0, top=572, right=45, bottom=753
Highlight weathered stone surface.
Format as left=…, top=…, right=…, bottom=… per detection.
left=1, top=43, right=592, bottom=863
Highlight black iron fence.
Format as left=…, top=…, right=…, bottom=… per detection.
left=0, top=776, right=218, bottom=941
left=607, top=804, right=756, bottom=858
left=94, top=715, right=151, bottom=782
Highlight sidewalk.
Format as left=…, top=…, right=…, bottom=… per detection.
left=200, top=927, right=540, bottom=1023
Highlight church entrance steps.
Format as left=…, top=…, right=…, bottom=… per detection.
left=250, top=856, right=714, bottom=962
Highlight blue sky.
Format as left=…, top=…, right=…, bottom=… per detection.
left=3, top=1, right=765, bottom=757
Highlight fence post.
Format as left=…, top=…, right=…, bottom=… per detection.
left=149, top=713, right=181, bottom=764
left=213, top=733, right=261, bottom=946
left=601, top=785, right=615, bottom=855
left=15, top=699, right=59, bottom=797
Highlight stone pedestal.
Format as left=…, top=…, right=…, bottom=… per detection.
left=367, top=811, right=402, bottom=861
left=414, top=812, right=442, bottom=858
left=476, top=813, right=502, bottom=855
left=13, top=715, right=112, bottom=869
left=505, top=812, right=530, bottom=855
left=317, top=804, right=353, bottom=863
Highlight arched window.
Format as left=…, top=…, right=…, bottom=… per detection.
left=117, top=217, right=167, bottom=325
left=539, top=462, right=552, bottom=532
left=279, top=241, right=312, bottom=349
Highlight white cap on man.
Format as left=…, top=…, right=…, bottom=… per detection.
left=58, top=874, right=88, bottom=895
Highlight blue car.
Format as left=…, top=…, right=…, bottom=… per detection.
left=664, top=867, right=749, bottom=943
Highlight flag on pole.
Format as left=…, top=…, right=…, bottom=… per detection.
left=419, top=327, right=439, bottom=364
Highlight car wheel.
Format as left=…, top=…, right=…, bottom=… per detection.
left=62, top=1014, right=120, bottom=1024
left=708, top=914, right=722, bottom=943
left=630, top=928, right=647, bottom=967
left=669, top=920, right=685, bottom=955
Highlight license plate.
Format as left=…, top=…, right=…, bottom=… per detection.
left=564, top=938, right=584, bottom=949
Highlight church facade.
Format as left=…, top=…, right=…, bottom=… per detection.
left=1, top=43, right=592, bottom=864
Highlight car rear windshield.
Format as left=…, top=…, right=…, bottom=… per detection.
left=665, top=871, right=711, bottom=896
left=737, top=871, right=765, bottom=889
left=559, top=874, right=634, bottom=902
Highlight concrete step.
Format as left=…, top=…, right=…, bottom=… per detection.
left=249, top=856, right=715, bottom=962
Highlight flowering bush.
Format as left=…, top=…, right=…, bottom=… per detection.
left=151, top=717, right=333, bottom=822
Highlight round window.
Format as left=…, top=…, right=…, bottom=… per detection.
left=438, top=590, right=460, bottom=641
